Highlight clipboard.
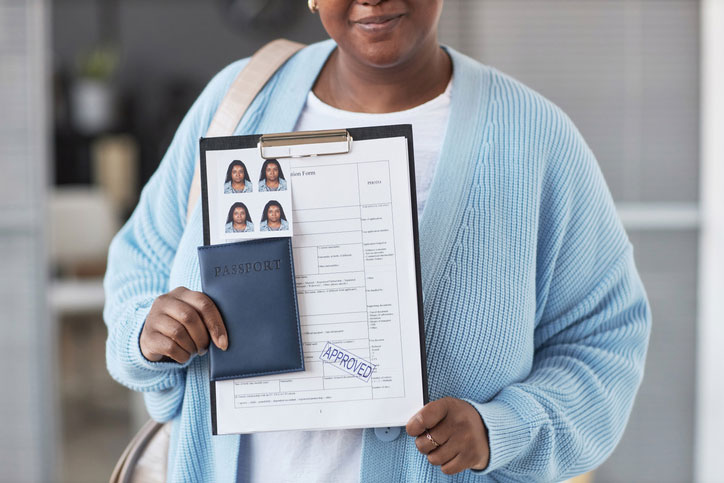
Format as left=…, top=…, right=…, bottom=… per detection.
left=199, top=125, right=428, bottom=435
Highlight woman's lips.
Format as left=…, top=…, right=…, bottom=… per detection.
left=353, top=14, right=404, bottom=33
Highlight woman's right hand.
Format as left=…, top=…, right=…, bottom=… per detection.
left=140, top=286, right=229, bottom=363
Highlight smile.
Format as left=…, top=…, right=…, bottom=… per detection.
left=353, top=14, right=404, bottom=33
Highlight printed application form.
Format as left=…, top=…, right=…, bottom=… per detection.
left=202, top=129, right=426, bottom=434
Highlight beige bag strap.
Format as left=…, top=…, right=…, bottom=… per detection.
left=109, top=419, right=166, bottom=483
left=186, top=38, right=305, bottom=222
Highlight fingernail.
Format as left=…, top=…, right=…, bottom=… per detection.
left=199, top=348, right=207, bottom=356
left=219, top=335, right=228, bottom=350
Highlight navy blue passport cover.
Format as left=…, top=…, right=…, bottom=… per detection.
left=198, top=237, right=304, bottom=381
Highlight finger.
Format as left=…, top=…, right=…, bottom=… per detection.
left=162, top=301, right=208, bottom=353
left=414, top=425, right=453, bottom=455
left=175, top=290, right=228, bottom=350
left=406, top=398, right=450, bottom=436
left=424, top=417, right=455, bottom=447
left=426, top=440, right=459, bottom=467
left=440, top=453, right=467, bottom=476
left=414, top=433, right=432, bottom=455
left=154, top=314, right=197, bottom=356
left=166, top=302, right=211, bottom=354
left=147, top=334, right=191, bottom=364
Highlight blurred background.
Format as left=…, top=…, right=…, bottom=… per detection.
left=1, top=0, right=723, bottom=482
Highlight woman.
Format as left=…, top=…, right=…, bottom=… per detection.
left=224, top=202, right=253, bottom=233
left=104, top=1, right=651, bottom=481
left=259, top=200, right=288, bottom=232
left=257, top=159, right=287, bottom=192
left=224, top=160, right=253, bottom=193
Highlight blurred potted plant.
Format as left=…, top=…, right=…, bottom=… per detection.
left=70, top=45, right=119, bottom=135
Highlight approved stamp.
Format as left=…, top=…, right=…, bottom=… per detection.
left=319, top=342, right=376, bottom=382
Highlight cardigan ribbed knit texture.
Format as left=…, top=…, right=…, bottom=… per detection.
left=104, top=40, right=651, bottom=482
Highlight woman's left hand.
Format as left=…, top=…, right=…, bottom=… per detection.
left=406, top=397, right=490, bottom=475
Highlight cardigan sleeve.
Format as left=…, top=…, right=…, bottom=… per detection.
left=467, top=113, right=651, bottom=480
left=102, top=59, right=248, bottom=401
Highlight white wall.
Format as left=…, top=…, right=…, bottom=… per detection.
left=696, top=1, right=724, bottom=481
left=0, top=1, right=53, bottom=482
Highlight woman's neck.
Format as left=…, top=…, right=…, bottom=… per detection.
left=233, top=221, right=246, bottom=230
left=266, top=179, right=279, bottom=189
left=313, top=41, right=452, bottom=114
left=267, top=220, right=281, bottom=229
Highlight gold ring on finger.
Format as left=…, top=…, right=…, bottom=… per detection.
left=424, top=430, right=441, bottom=449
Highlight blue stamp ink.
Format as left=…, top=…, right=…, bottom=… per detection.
left=319, top=342, right=376, bottom=382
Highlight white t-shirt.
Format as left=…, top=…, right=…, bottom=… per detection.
left=247, top=80, right=452, bottom=483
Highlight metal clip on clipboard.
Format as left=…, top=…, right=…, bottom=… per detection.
left=258, top=129, right=352, bottom=159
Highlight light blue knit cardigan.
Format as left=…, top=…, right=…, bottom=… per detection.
left=104, top=39, right=651, bottom=482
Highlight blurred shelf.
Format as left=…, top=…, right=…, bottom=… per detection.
left=50, top=277, right=105, bottom=314
left=616, top=202, right=700, bottom=231
left=0, top=207, right=41, bottom=232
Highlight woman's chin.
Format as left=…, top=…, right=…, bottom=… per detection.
left=348, top=41, right=417, bottom=69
